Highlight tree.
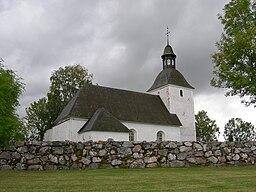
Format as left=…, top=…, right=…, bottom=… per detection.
left=25, top=64, right=92, bottom=140
left=0, top=60, right=24, bottom=146
left=223, top=117, right=256, bottom=142
left=195, top=110, right=220, bottom=142
left=211, top=0, right=256, bottom=106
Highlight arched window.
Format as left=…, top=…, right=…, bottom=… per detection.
left=157, top=131, right=165, bottom=142
left=129, top=129, right=136, bottom=141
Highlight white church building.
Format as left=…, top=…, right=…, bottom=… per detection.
left=44, top=38, right=196, bottom=142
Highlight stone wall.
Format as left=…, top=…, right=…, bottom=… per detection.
left=1, top=140, right=256, bottom=170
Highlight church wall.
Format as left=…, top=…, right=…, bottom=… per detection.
left=149, top=85, right=196, bottom=141
left=123, top=122, right=180, bottom=141
left=44, top=118, right=87, bottom=141
left=80, top=131, right=129, bottom=142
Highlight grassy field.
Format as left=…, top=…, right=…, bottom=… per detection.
left=0, top=166, right=256, bottom=192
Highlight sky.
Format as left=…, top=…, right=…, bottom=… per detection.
left=0, top=0, right=255, bottom=140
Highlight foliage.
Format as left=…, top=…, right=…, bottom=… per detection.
left=223, top=117, right=256, bottom=142
left=211, top=0, right=256, bottom=106
left=25, top=64, right=92, bottom=140
left=0, top=60, right=24, bottom=146
left=195, top=110, right=220, bottom=142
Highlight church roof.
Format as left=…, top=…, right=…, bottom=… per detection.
left=147, top=68, right=194, bottom=92
left=78, top=108, right=130, bottom=133
left=55, top=84, right=182, bottom=126
left=162, top=44, right=176, bottom=57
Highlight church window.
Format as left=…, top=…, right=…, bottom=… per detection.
left=129, top=129, right=136, bottom=141
left=180, top=90, right=183, bottom=97
left=157, top=131, right=165, bottom=142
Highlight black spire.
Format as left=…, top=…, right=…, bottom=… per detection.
left=162, top=27, right=176, bottom=69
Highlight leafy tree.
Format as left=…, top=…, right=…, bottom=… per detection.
left=0, top=60, right=24, bottom=146
left=25, top=64, right=92, bottom=140
left=211, top=0, right=256, bottom=106
left=223, top=117, right=256, bottom=142
left=195, top=110, right=220, bottom=142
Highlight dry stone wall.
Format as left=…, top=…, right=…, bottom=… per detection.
left=1, top=140, right=256, bottom=170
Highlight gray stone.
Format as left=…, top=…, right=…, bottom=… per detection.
left=165, top=142, right=177, bottom=149
left=111, top=159, right=122, bottom=166
left=133, top=153, right=143, bottom=159
left=241, top=148, right=251, bottom=153
left=223, top=147, right=231, bottom=154
left=177, top=153, right=187, bottom=160
left=52, top=147, right=63, bottom=155
left=1, top=165, right=13, bottom=170
left=0, top=151, right=11, bottom=160
left=49, top=154, right=58, bottom=164
left=76, top=143, right=84, bottom=150
left=146, top=163, right=158, bottom=168
left=234, top=148, right=240, bottom=154
left=92, top=157, right=101, bottom=163
left=44, top=164, right=57, bottom=170
left=205, top=151, right=213, bottom=157
left=179, top=146, right=192, bottom=153
left=208, top=156, right=218, bottom=164
left=16, top=163, right=26, bottom=170
left=130, top=159, right=145, bottom=168
left=70, top=163, right=80, bottom=170
left=28, top=165, right=42, bottom=171
left=218, top=156, right=226, bottom=163
left=193, top=143, right=203, bottom=151
left=233, top=154, right=240, bottom=161
left=122, top=141, right=134, bottom=148
left=24, top=153, right=35, bottom=160
left=39, top=146, right=50, bottom=155
left=251, top=146, right=256, bottom=151
left=169, top=160, right=185, bottom=168
left=168, top=153, right=176, bottom=161
left=89, top=151, right=97, bottom=157
left=27, top=158, right=40, bottom=165
left=71, top=154, right=78, bottom=162
left=99, top=149, right=107, bottom=157
left=59, top=156, right=66, bottom=165
left=12, top=152, right=21, bottom=159
left=144, top=156, right=157, bottom=164
left=158, top=149, right=168, bottom=156
left=196, top=158, right=206, bottom=164
left=214, top=150, right=222, bottom=156
left=184, top=142, right=192, bottom=147
left=122, top=147, right=132, bottom=155
left=82, top=157, right=91, bottom=165
left=88, top=163, right=99, bottom=169
left=187, top=158, right=196, bottom=164
left=241, top=153, right=248, bottom=159
left=17, top=146, right=28, bottom=153
left=194, top=151, right=204, bottom=157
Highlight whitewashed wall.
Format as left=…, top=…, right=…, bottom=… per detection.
left=80, top=131, right=129, bottom=142
left=149, top=84, right=196, bottom=141
left=123, top=122, right=180, bottom=141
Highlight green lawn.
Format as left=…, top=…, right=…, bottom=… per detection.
left=1, top=166, right=256, bottom=192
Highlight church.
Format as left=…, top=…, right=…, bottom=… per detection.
left=44, top=34, right=196, bottom=142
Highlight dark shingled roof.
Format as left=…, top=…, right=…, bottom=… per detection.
left=147, top=68, right=194, bottom=92
left=78, top=108, right=130, bottom=133
left=55, top=84, right=182, bottom=126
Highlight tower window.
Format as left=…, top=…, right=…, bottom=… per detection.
left=180, top=90, right=183, bottom=97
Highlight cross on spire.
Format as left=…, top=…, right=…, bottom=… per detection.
left=165, top=26, right=170, bottom=45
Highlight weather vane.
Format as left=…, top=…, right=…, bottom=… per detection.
left=165, top=26, right=170, bottom=45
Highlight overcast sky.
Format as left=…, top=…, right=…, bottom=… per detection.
left=1, top=0, right=255, bottom=140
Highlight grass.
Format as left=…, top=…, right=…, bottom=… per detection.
left=1, top=166, right=256, bottom=192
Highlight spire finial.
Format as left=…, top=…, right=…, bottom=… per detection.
left=165, top=26, right=170, bottom=45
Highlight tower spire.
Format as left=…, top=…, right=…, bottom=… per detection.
left=165, top=26, right=170, bottom=45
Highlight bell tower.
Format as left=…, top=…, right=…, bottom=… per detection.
left=147, top=27, right=196, bottom=141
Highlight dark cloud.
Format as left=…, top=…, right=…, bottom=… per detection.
left=2, top=0, right=255, bottom=133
